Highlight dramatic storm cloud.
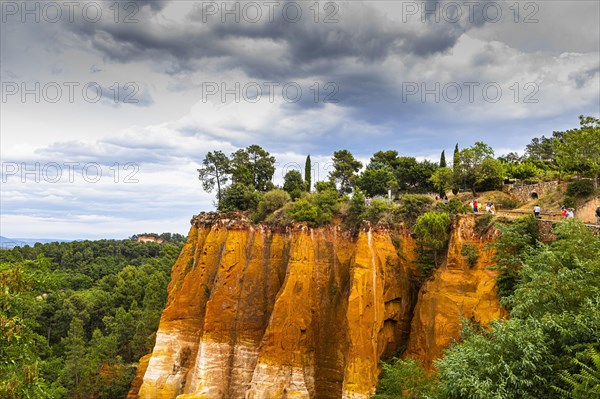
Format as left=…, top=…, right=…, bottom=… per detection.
left=1, top=0, right=599, bottom=239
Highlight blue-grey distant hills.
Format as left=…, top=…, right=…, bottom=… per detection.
left=0, top=236, right=72, bottom=249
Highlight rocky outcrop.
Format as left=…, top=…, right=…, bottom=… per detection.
left=132, top=213, right=506, bottom=398
left=405, top=215, right=508, bottom=371
left=575, top=196, right=600, bottom=224
left=127, top=354, right=152, bottom=399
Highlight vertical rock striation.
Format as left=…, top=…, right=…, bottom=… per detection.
left=406, top=215, right=508, bottom=371
left=132, top=213, right=505, bottom=398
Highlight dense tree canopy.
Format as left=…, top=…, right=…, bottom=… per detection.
left=230, top=145, right=276, bottom=191
left=0, top=237, right=180, bottom=399
left=357, top=162, right=396, bottom=197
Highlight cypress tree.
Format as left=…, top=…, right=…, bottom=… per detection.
left=305, top=155, right=311, bottom=192
left=440, top=150, right=447, bottom=168
left=452, top=144, right=460, bottom=195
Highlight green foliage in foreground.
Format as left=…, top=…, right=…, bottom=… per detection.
left=0, top=238, right=180, bottom=399
left=374, top=220, right=600, bottom=399
left=373, top=358, right=440, bottom=399
left=554, top=346, right=600, bottom=398
left=436, top=220, right=600, bottom=398
left=489, top=215, right=539, bottom=303
left=566, top=179, right=596, bottom=197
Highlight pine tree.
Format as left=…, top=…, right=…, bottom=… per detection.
left=61, top=317, right=88, bottom=391
left=305, top=155, right=312, bottom=192
left=440, top=150, right=447, bottom=168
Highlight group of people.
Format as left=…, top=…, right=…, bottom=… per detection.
left=436, top=195, right=600, bottom=225
left=470, top=200, right=495, bottom=215
left=559, top=206, right=575, bottom=219
left=534, top=205, right=574, bottom=219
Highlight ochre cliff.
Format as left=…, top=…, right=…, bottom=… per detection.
left=405, top=216, right=508, bottom=371
left=131, top=213, right=505, bottom=398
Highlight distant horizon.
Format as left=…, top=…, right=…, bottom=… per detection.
left=0, top=231, right=189, bottom=242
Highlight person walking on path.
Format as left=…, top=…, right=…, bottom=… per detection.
left=473, top=200, right=479, bottom=213
left=533, top=204, right=541, bottom=218
left=567, top=208, right=575, bottom=219
left=561, top=206, right=567, bottom=218
left=596, top=206, right=600, bottom=225
left=490, top=203, right=496, bottom=215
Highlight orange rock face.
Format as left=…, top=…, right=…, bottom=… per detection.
left=406, top=215, right=508, bottom=371
left=132, top=213, right=505, bottom=398
left=127, top=354, right=152, bottom=399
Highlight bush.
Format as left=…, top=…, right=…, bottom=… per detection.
left=563, top=196, right=576, bottom=209
left=414, top=212, right=451, bottom=270
left=282, top=187, right=343, bottom=227
left=566, top=180, right=595, bottom=197
left=363, top=198, right=393, bottom=224
left=495, top=197, right=518, bottom=210
left=218, top=183, right=261, bottom=212
left=490, top=215, right=539, bottom=303
left=475, top=214, right=494, bottom=236
left=461, top=243, right=479, bottom=268
left=312, top=188, right=343, bottom=217
left=396, top=194, right=434, bottom=222
left=373, top=358, right=440, bottom=399
left=287, top=198, right=322, bottom=226
left=264, top=208, right=292, bottom=226
left=252, top=190, right=291, bottom=222
left=345, top=190, right=366, bottom=228
left=435, top=198, right=472, bottom=215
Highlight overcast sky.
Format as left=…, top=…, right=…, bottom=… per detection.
left=1, top=0, right=599, bottom=239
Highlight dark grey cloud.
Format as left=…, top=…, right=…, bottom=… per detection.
left=571, top=66, right=600, bottom=89
left=59, top=1, right=491, bottom=80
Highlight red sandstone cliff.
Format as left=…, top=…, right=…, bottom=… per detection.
left=129, top=213, right=505, bottom=398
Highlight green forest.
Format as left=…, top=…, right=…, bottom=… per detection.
left=0, top=237, right=184, bottom=398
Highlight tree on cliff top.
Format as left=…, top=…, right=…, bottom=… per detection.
left=440, top=150, right=447, bottom=168
left=555, top=115, right=600, bottom=187
left=329, top=150, right=363, bottom=194
left=230, top=145, right=276, bottom=191
left=305, top=155, right=312, bottom=192
left=198, top=150, right=230, bottom=206
left=283, top=170, right=306, bottom=199
left=456, top=142, right=503, bottom=197
left=357, top=162, right=396, bottom=197
left=452, top=143, right=460, bottom=195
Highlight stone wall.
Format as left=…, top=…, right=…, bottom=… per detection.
left=503, top=181, right=567, bottom=203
